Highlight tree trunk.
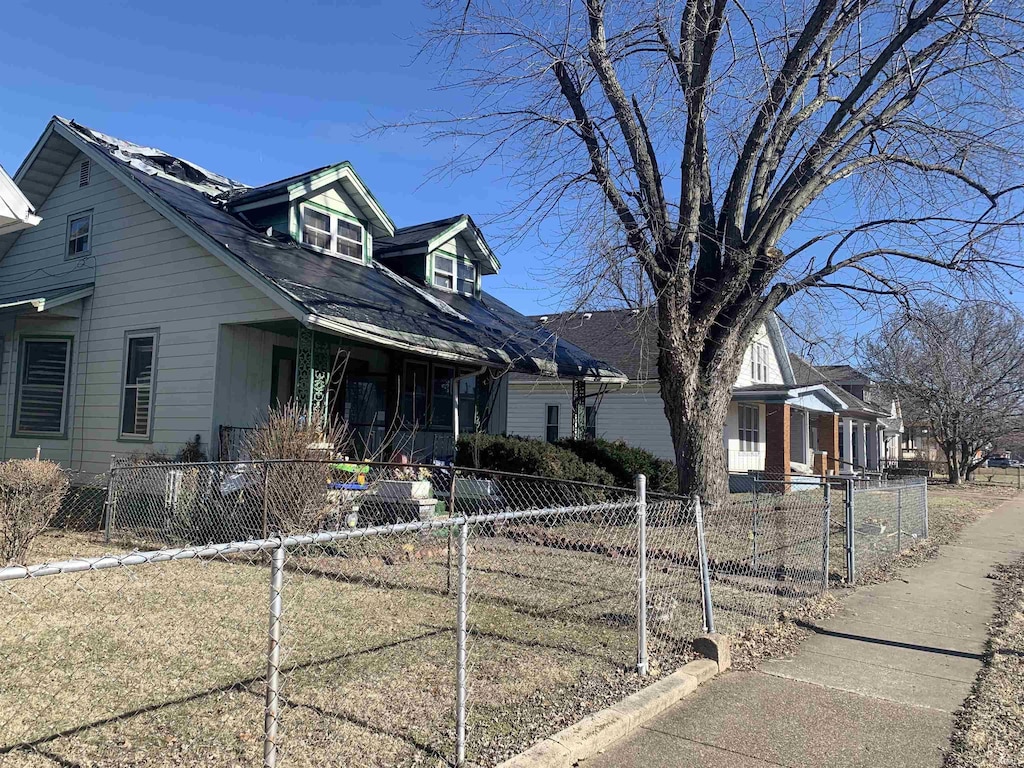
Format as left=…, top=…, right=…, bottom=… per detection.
left=655, top=298, right=742, bottom=503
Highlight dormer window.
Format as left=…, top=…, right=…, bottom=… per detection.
left=434, top=255, right=476, bottom=294
left=299, top=204, right=364, bottom=262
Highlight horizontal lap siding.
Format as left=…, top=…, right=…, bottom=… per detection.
left=0, top=152, right=292, bottom=476
left=505, top=381, right=675, bottom=460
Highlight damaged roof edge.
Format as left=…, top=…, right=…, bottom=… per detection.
left=305, top=314, right=627, bottom=382
left=52, top=118, right=625, bottom=384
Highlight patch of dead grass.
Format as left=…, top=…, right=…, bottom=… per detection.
left=944, top=555, right=1024, bottom=768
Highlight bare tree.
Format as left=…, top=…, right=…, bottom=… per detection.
left=408, top=0, right=1024, bottom=498
left=866, top=302, right=1024, bottom=484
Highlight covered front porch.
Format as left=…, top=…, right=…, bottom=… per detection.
left=727, top=383, right=847, bottom=492
left=213, top=319, right=620, bottom=463
left=212, top=320, right=512, bottom=463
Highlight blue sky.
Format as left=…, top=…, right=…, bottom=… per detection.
left=0, top=0, right=561, bottom=312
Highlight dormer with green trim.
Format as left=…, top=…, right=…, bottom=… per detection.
left=226, top=161, right=394, bottom=267
left=374, top=214, right=500, bottom=298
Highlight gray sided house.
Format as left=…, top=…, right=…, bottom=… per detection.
left=506, top=309, right=849, bottom=490
left=0, top=117, right=623, bottom=479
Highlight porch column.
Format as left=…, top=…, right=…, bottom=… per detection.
left=841, top=417, right=854, bottom=474
left=295, top=326, right=332, bottom=427
left=819, top=413, right=839, bottom=475
left=858, top=421, right=868, bottom=472
left=765, top=403, right=791, bottom=488
left=570, top=380, right=586, bottom=440
left=802, top=409, right=812, bottom=465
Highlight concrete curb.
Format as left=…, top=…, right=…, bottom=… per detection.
left=497, top=658, right=724, bottom=767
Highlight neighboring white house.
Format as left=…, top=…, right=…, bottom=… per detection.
left=0, top=163, right=40, bottom=236
left=0, top=117, right=624, bottom=479
left=506, top=310, right=849, bottom=486
left=788, top=357, right=903, bottom=472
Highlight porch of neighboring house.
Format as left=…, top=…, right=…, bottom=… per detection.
left=726, top=384, right=847, bottom=492
left=213, top=321, right=509, bottom=463
left=836, top=413, right=892, bottom=475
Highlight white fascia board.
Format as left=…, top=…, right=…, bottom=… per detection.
left=51, top=122, right=308, bottom=326
left=286, top=165, right=394, bottom=237
left=306, top=313, right=626, bottom=383
left=0, top=285, right=94, bottom=313
left=427, top=216, right=501, bottom=275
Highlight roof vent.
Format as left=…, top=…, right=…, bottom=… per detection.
left=539, top=316, right=549, bottom=323
left=79, top=159, right=91, bottom=187
left=630, top=308, right=641, bottom=315
left=582, top=312, right=593, bottom=320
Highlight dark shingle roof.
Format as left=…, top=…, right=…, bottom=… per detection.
left=374, top=216, right=465, bottom=254
left=523, top=309, right=659, bottom=382
left=60, top=119, right=623, bottom=382
left=817, top=364, right=872, bottom=384
left=789, top=353, right=888, bottom=415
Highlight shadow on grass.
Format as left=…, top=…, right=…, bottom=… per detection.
left=0, top=628, right=449, bottom=762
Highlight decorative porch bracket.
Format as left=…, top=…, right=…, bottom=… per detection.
left=570, top=380, right=587, bottom=440
left=295, top=326, right=332, bottom=426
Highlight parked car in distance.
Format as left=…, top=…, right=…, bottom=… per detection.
left=986, top=457, right=1019, bottom=468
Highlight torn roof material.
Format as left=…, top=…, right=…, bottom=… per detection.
left=47, top=118, right=623, bottom=383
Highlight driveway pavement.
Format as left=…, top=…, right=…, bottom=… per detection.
left=584, top=494, right=1024, bottom=768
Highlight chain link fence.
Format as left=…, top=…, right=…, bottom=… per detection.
left=848, top=476, right=928, bottom=579
left=2, top=461, right=833, bottom=767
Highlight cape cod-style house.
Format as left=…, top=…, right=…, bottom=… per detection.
left=505, top=309, right=851, bottom=489
left=0, top=117, right=624, bottom=478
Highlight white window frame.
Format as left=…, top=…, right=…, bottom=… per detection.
left=750, top=342, right=770, bottom=383
left=299, top=203, right=365, bottom=263
left=545, top=404, right=559, bottom=443
left=66, top=211, right=93, bottom=260
left=433, top=254, right=476, bottom=295
left=14, top=337, right=73, bottom=438
left=119, top=330, right=159, bottom=441
left=738, top=404, right=759, bottom=453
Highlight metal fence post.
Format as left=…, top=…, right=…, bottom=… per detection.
left=845, top=478, right=855, bottom=584
left=635, top=474, right=648, bottom=676
left=103, top=454, right=116, bottom=543
left=751, top=494, right=760, bottom=572
left=264, top=542, right=285, bottom=768
left=896, top=486, right=903, bottom=554
left=1017, top=465, right=1021, bottom=491
left=693, top=495, right=716, bottom=635
left=261, top=461, right=271, bottom=539
left=923, top=478, right=929, bottom=539
left=455, top=520, right=469, bottom=767
left=822, top=482, right=831, bottom=591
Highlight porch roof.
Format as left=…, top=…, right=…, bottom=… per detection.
left=51, top=118, right=625, bottom=383
left=732, top=383, right=848, bottom=412
left=0, top=282, right=94, bottom=314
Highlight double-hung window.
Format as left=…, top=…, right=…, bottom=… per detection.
left=750, top=342, right=770, bottom=382
left=585, top=405, right=598, bottom=440
left=433, top=255, right=476, bottom=294
left=300, top=205, right=364, bottom=262
left=301, top=207, right=332, bottom=250
left=15, top=338, right=72, bottom=436
left=120, top=331, right=158, bottom=439
left=66, top=212, right=92, bottom=259
left=545, top=405, right=559, bottom=443
left=738, top=404, right=759, bottom=452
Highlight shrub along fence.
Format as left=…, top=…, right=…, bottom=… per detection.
left=1, top=462, right=832, bottom=767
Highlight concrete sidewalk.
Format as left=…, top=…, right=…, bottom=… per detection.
left=584, top=494, right=1024, bottom=768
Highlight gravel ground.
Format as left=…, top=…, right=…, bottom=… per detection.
left=945, top=555, right=1024, bottom=768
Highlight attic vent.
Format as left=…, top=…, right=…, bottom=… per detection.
left=79, top=159, right=91, bottom=187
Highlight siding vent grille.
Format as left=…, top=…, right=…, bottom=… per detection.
left=79, top=159, right=91, bottom=187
